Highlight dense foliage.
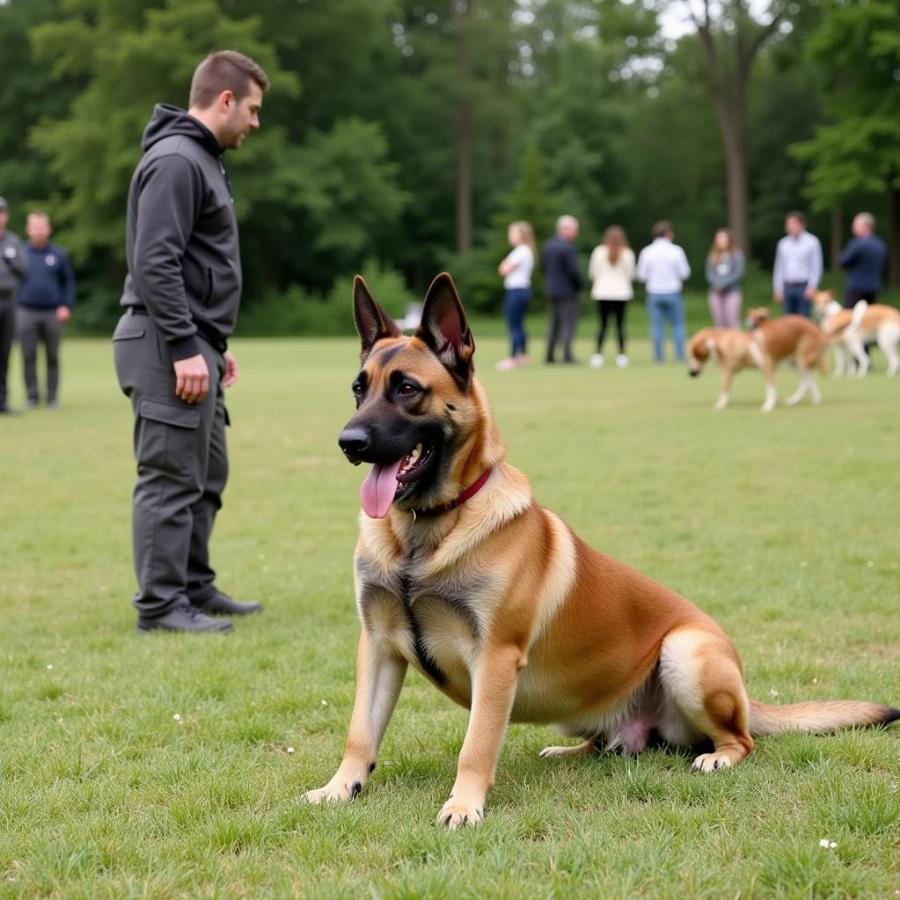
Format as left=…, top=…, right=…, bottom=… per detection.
left=0, top=0, right=895, bottom=331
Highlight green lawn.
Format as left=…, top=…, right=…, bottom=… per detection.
left=0, top=330, right=897, bottom=898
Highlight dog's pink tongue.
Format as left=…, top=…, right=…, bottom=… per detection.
left=360, top=459, right=403, bottom=519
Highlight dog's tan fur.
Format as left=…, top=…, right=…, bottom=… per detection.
left=305, top=275, right=897, bottom=828
left=687, top=308, right=828, bottom=411
left=812, top=289, right=900, bottom=377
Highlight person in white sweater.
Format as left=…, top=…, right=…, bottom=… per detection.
left=588, top=225, right=635, bottom=368
left=636, top=220, right=691, bottom=362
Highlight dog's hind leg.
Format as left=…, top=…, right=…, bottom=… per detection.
left=658, top=626, right=754, bottom=773
left=878, top=327, right=900, bottom=376
left=304, top=630, right=408, bottom=805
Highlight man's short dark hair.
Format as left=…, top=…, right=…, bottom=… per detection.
left=189, top=50, right=270, bottom=109
left=652, top=220, right=672, bottom=239
left=786, top=211, right=806, bottom=224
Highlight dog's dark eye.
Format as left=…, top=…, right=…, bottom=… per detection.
left=351, top=380, right=364, bottom=397
left=397, top=382, right=419, bottom=397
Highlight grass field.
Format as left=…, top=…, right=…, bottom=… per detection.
left=0, top=326, right=898, bottom=898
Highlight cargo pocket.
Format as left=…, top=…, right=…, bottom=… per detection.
left=112, top=319, right=146, bottom=342
left=136, top=399, right=203, bottom=477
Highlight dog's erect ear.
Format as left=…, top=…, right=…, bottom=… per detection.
left=353, top=275, right=401, bottom=358
left=415, top=273, right=475, bottom=389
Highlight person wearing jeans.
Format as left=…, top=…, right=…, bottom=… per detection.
left=636, top=221, right=691, bottom=362
left=496, top=221, right=536, bottom=371
left=773, top=211, right=822, bottom=318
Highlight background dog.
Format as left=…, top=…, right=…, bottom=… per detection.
left=812, top=289, right=900, bottom=377
left=687, top=308, right=827, bottom=411
left=304, top=274, right=896, bottom=828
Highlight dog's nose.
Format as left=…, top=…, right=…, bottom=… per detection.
left=338, top=426, right=371, bottom=458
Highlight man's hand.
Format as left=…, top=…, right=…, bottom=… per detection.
left=173, top=354, right=209, bottom=404
left=222, top=351, right=239, bottom=389
left=774, top=290, right=784, bottom=305
left=804, top=286, right=815, bottom=300
left=56, top=306, right=71, bottom=323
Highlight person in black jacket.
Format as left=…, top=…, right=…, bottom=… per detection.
left=541, top=215, right=584, bottom=364
left=839, top=212, right=887, bottom=309
left=113, top=50, right=269, bottom=633
left=17, top=211, right=76, bottom=408
left=0, top=197, right=28, bottom=414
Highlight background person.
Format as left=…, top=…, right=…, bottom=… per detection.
left=496, top=220, right=536, bottom=371
left=636, top=220, right=691, bottom=362
left=839, top=212, right=887, bottom=309
left=773, top=211, right=822, bottom=317
left=588, top=225, right=635, bottom=369
left=0, top=196, right=28, bottom=414
left=114, top=50, right=269, bottom=634
left=541, top=214, right=583, bottom=364
left=705, top=228, right=744, bottom=328
left=17, top=211, right=75, bottom=409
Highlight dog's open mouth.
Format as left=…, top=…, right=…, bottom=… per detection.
left=360, top=443, right=435, bottom=518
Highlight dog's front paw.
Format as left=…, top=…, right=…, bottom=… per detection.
left=303, top=779, right=363, bottom=805
left=690, top=752, right=732, bottom=773
left=437, top=797, right=485, bottom=829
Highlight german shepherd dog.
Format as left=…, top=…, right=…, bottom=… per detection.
left=304, top=274, right=898, bottom=828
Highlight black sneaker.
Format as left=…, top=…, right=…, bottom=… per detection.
left=137, top=605, right=233, bottom=634
left=0, top=405, right=20, bottom=415
left=191, top=590, right=262, bottom=616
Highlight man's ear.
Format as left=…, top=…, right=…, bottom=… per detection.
left=353, top=275, right=401, bottom=359
left=415, top=272, right=475, bottom=390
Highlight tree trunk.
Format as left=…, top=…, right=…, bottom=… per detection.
left=889, top=185, right=900, bottom=288
left=830, top=205, right=843, bottom=272
left=712, top=91, right=750, bottom=253
left=453, top=0, right=473, bottom=254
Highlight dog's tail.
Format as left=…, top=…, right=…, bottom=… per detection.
left=749, top=699, right=899, bottom=737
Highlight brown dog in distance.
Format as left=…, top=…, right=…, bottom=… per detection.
left=304, top=274, right=897, bottom=828
left=688, top=308, right=828, bottom=411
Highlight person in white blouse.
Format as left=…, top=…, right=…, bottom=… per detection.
left=636, top=221, right=691, bottom=362
left=496, top=221, right=536, bottom=371
left=588, top=225, right=635, bottom=369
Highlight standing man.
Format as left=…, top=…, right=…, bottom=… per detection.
left=636, top=220, right=691, bottom=362
left=839, top=212, right=887, bottom=309
left=114, top=50, right=269, bottom=633
left=17, top=211, right=76, bottom=409
left=773, top=211, right=822, bottom=317
left=0, top=197, right=27, bottom=414
left=541, top=215, right=583, bottom=364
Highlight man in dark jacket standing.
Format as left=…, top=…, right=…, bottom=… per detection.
left=17, top=211, right=76, bottom=408
left=0, top=197, right=28, bottom=414
left=839, top=212, right=887, bottom=309
left=114, top=50, right=269, bottom=633
left=541, top=215, right=583, bottom=364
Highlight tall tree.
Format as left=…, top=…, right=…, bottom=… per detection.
left=678, top=0, right=799, bottom=253
left=791, top=0, right=900, bottom=286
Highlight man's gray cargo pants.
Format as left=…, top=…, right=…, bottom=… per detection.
left=113, top=310, right=228, bottom=617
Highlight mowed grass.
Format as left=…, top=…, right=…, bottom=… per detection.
left=0, top=327, right=898, bottom=899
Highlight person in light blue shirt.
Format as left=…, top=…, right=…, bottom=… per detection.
left=773, top=211, right=822, bottom=318
left=636, top=220, right=691, bottom=362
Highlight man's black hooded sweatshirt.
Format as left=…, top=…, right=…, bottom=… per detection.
left=121, top=104, right=241, bottom=360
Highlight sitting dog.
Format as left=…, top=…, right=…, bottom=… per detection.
left=304, top=275, right=896, bottom=828
left=812, top=289, right=900, bottom=377
left=687, top=308, right=827, bottom=411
